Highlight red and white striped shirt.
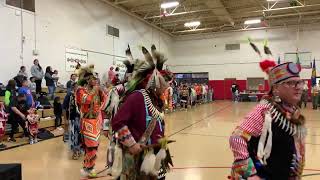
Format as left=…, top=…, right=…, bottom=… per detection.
left=230, top=103, right=270, bottom=160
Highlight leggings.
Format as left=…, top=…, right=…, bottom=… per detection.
left=35, top=79, right=42, bottom=94
left=9, top=117, right=28, bottom=138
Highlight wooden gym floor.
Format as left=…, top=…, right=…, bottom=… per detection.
left=0, top=101, right=319, bottom=180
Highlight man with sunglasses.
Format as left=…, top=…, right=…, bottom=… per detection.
left=229, top=61, right=307, bottom=180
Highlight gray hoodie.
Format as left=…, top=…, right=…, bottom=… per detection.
left=31, top=65, right=44, bottom=80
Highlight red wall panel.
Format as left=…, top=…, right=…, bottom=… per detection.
left=209, top=79, right=311, bottom=100
left=209, top=80, right=224, bottom=100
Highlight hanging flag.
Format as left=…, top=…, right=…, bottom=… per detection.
left=311, top=58, right=317, bottom=87
left=296, top=53, right=302, bottom=71
left=277, top=56, right=281, bottom=64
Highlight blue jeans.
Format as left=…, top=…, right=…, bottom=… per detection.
left=48, top=86, right=56, bottom=100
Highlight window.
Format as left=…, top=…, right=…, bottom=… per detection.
left=6, top=0, right=35, bottom=12
left=107, top=25, right=120, bottom=38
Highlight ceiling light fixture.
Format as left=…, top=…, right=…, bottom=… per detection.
left=184, top=21, right=201, bottom=27
left=160, top=1, right=179, bottom=9
left=244, top=19, right=261, bottom=25
left=266, top=0, right=288, bottom=1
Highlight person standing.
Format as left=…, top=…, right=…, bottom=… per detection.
left=231, top=82, right=239, bottom=102
left=229, top=44, right=306, bottom=179
left=66, top=74, right=77, bottom=94
left=76, top=66, right=106, bottom=178
left=8, top=93, right=29, bottom=142
left=45, top=66, right=58, bottom=100
left=53, top=97, right=63, bottom=129
left=4, top=80, right=17, bottom=107
left=29, top=77, right=37, bottom=99
left=18, top=78, right=34, bottom=108
left=299, top=81, right=309, bottom=108
left=67, top=83, right=82, bottom=160
left=31, top=59, right=44, bottom=94
left=180, top=84, right=189, bottom=109
left=312, top=82, right=319, bottom=110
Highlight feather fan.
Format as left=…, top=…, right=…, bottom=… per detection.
left=248, top=38, right=261, bottom=57
left=151, top=44, right=167, bottom=70
left=142, top=46, right=155, bottom=67
left=125, top=44, right=134, bottom=62
left=263, top=40, right=273, bottom=56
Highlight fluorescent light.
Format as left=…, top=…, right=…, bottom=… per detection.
left=160, top=1, right=179, bottom=9
left=266, top=0, right=288, bottom=1
left=244, top=19, right=261, bottom=25
left=184, top=21, right=201, bottom=27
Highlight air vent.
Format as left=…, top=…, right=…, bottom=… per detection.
left=107, top=25, right=119, bottom=38
left=225, top=43, right=240, bottom=50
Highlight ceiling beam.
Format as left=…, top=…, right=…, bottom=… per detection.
left=173, top=22, right=320, bottom=37
left=204, top=0, right=235, bottom=26
left=114, top=0, right=131, bottom=4
left=159, top=9, right=320, bottom=27
left=172, top=16, right=320, bottom=34
left=99, top=0, right=173, bottom=37
left=144, top=9, right=213, bottom=19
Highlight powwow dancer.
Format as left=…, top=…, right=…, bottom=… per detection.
left=76, top=65, right=106, bottom=178
left=229, top=40, right=307, bottom=180
left=108, top=45, right=174, bottom=180
left=0, top=102, right=8, bottom=149
left=26, top=108, right=40, bottom=144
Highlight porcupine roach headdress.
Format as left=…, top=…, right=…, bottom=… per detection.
left=248, top=38, right=301, bottom=88
left=76, top=64, right=95, bottom=86
left=125, top=44, right=173, bottom=94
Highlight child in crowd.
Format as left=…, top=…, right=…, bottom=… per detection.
left=26, top=108, right=40, bottom=144
left=180, top=84, right=189, bottom=110
left=29, top=77, right=37, bottom=99
left=0, top=102, right=8, bottom=149
left=52, top=70, right=59, bottom=87
left=53, top=96, right=63, bottom=130
left=18, top=78, right=34, bottom=108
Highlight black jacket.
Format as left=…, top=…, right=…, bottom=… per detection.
left=45, top=72, right=55, bottom=86
left=53, top=102, right=62, bottom=116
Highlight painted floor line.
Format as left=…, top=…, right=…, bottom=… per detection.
left=179, top=132, right=229, bottom=138
left=172, top=166, right=320, bottom=172
left=168, top=103, right=232, bottom=137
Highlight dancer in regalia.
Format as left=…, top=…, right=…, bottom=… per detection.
left=26, top=108, right=40, bottom=144
left=229, top=41, right=306, bottom=180
left=76, top=65, right=106, bottom=178
left=111, top=45, right=174, bottom=180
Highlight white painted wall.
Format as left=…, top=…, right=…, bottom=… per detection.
left=0, top=0, right=172, bottom=84
left=170, top=27, right=320, bottom=80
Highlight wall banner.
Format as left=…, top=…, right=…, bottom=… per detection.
left=65, top=48, right=88, bottom=72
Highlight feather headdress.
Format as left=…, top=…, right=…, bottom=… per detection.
left=123, top=45, right=135, bottom=75
left=126, top=45, right=173, bottom=94
left=248, top=38, right=301, bottom=88
left=76, top=64, right=95, bottom=86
